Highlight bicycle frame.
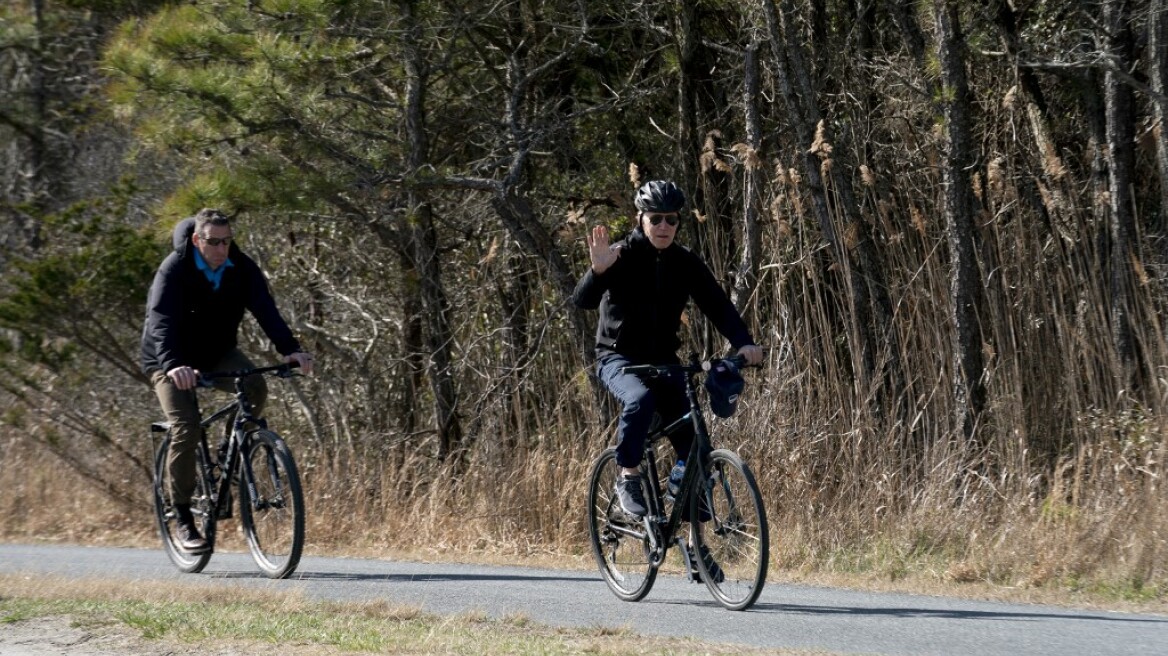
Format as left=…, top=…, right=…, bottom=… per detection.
left=195, top=363, right=293, bottom=539
left=151, top=362, right=295, bottom=548
left=620, top=355, right=725, bottom=568
left=202, top=393, right=257, bottom=521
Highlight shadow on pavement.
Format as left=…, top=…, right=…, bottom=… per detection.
left=207, top=570, right=599, bottom=584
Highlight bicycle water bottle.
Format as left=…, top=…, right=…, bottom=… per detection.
left=666, top=459, right=686, bottom=499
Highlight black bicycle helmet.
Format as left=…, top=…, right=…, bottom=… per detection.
left=634, top=180, right=685, bottom=213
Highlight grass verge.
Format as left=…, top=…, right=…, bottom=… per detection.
left=0, top=574, right=822, bottom=655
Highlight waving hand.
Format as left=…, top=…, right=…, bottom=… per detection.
left=586, top=225, right=621, bottom=274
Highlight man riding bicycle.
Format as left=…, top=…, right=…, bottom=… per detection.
left=572, top=180, right=763, bottom=526
left=141, top=208, right=313, bottom=554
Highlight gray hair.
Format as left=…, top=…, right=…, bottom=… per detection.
left=193, top=208, right=231, bottom=236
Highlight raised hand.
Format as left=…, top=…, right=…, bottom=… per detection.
left=586, top=225, right=621, bottom=274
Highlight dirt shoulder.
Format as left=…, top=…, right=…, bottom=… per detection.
left=0, top=614, right=356, bottom=656
left=0, top=615, right=187, bottom=656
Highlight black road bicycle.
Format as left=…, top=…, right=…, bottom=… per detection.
left=151, top=362, right=305, bottom=579
left=587, top=355, right=769, bottom=611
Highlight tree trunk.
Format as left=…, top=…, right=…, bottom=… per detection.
left=732, top=43, right=763, bottom=314
left=402, top=0, right=462, bottom=457
left=410, top=204, right=462, bottom=458
left=676, top=3, right=736, bottom=356
left=0, top=0, right=48, bottom=253
left=988, top=0, right=1076, bottom=232
left=496, top=245, right=534, bottom=448
left=1079, top=44, right=1112, bottom=234
left=889, top=0, right=929, bottom=69
left=934, top=0, right=987, bottom=442
left=30, top=0, right=48, bottom=213
left=399, top=247, right=424, bottom=438
left=676, top=0, right=699, bottom=192
left=1149, top=0, right=1168, bottom=249
left=1102, top=0, right=1141, bottom=390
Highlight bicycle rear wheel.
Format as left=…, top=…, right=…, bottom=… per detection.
left=152, top=434, right=213, bottom=573
left=690, top=449, right=768, bottom=610
left=239, top=429, right=304, bottom=579
left=587, top=447, right=657, bottom=601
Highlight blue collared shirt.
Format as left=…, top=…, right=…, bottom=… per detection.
left=193, top=250, right=234, bottom=290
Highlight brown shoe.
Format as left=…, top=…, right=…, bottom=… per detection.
left=173, top=505, right=209, bottom=553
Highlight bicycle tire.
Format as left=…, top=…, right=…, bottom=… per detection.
left=690, top=449, right=768, bottom=610
left=587, top=447, right=658, bottom=601
left=238, top=429, right=304, bottom=579
left=152, top=434, right=213, bottom=573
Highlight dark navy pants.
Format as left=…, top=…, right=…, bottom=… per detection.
left=597, top=353, right=699, bottom=469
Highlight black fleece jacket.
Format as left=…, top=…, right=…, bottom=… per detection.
left=571, top=227, right=754, bottom=363
left=140, top=218, right=301, bottom=374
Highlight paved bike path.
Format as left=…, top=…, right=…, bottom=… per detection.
left=0, top=544, right=1165, bottom=655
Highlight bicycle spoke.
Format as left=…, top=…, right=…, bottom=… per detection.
left=152, top=435, right=213, bottom=573
left=588, top=448, right=657, bottom=601
left=692, top=450, right=768, bottom=610
left=239, top=431, right=304, bottom=579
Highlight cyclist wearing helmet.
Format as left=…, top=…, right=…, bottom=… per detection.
left=572, top=180, right=763, bottom=521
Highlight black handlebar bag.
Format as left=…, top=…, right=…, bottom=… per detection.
left=705, top=359, right=745, bottom=418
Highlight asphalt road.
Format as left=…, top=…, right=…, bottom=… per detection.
left=0, top=543, right=1165, bottom=655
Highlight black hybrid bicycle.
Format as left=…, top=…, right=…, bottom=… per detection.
left=587, top=355, right=769, bottom=610
left=151, top=362, right=305, bottom=579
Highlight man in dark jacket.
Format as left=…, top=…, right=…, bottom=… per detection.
left=142, top=208, right=313, bottom=553
left=572, top=180, right=762, bottom=523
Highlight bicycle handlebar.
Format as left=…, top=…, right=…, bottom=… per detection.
left=197, top=361, right=300, bottom=387
left=620, top=353, right=748, bottom=377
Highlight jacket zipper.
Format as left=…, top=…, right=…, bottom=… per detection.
left=653, top=251, right=663, bottom=342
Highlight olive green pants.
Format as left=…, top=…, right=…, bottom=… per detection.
left=151, top=349, right=267, bottom=504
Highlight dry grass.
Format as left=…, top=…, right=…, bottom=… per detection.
left=3, top=425, right=1165, bottom=616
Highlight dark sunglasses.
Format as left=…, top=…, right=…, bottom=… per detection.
left=646, top=213, right=679, bottom=227
left=201, top=236, right=233, bottom=247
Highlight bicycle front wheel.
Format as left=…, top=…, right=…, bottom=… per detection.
left=691, top=449, right=769, bottom=610
left=587, top=447, right=658, bottom=601
left=239, top=430, right=304, bottom=579
left=152, top=434, right=213, bottom=573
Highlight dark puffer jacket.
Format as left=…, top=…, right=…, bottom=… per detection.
left=571, top=227, right=754, bottom=363
left=140, top=218, right=301, bottom=374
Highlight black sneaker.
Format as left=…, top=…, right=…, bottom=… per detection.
left=614, top=474, right=647, bottom=519
left=173, top=504, right=209, bottom=554
left=688, top=543, right=724, bottom=583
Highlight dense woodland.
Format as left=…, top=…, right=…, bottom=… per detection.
left=2, top=0, right=1167, bottom=597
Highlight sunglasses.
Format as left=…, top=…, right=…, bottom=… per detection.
left=201, top=236, right=233, bottom=247
left=646, top=213, right=679, bottom=227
